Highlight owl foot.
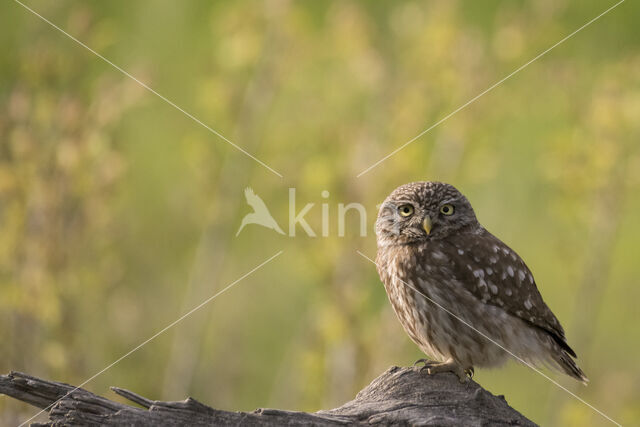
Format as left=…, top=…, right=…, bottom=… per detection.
left=420, top=359, right=473, bottom=383
left=413, top=358, right=437, bottom=369
left=465, top=367, right=475, bottom=378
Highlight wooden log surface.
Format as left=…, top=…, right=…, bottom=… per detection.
left=1, top=366, right=536, bottom=426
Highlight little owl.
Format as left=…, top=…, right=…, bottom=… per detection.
left=375, top=181, right=587, bottom=383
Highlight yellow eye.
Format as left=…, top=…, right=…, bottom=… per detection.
left=440, top=204, right=455, bottom=215
left=398, top=204, right=414, bottom=217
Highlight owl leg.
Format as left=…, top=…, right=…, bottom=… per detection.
left=422, top=359, right=473, bottom=383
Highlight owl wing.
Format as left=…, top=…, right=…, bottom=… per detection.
left=440, top=228, right=576, bottom=357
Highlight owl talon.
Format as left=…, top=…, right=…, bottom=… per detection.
left=421, top=360, right=472, bottom=383
left=413, top=358, right=438, bottom=373
left=413, top=358, right=434, bottom=367
left=465, top=367, right=474, bottom=378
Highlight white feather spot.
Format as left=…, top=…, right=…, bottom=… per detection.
left=524, top=298, right=533, bottom=310
left=518, top=270, right=526, bottom=282
left=473, top=269, right=485, bottom=279
left=507, top=266, right=515, bottom=277
left=457, top=249, right=464, bottom=255
left=485, top=267, right=493, bottom=275
left=489, top=256, right=498, bottom=264
left=432, top=251, right=446, bottom=260
left=505, top=288, right=513, bottom=296
left=489, top=284, right=498, bottom=295
left=528, top=273, right=534, bottom=284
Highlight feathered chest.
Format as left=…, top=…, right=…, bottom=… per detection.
left=377, top=244, right=453, bottom=300
left=376, top=244, right=465, bottom=359
left=376, top=243, right=472, bottom=326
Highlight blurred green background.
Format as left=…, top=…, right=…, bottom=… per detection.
left=1, top=0, right=639, bottom=425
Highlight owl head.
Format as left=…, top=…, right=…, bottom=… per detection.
left=376, top=181, right=479, bottom=246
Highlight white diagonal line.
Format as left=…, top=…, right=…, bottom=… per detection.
left=18, top=250, right=284, bottom=427
left=13, top=0, right=283, bottom=178
left=357, top=0, right=626, bottom=178
left=356, top=250, right=621, bottom=426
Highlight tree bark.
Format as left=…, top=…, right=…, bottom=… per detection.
left=1, top=366, right=536, bottom=426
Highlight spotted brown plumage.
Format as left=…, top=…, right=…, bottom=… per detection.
left=375, top=181, right=587, bottom=383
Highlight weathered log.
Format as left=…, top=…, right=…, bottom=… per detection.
left=1, top=366, right=536, bottom=426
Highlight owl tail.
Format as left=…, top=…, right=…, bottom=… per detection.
left=556, top=351, right=589, bottom=385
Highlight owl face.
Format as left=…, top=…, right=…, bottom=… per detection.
left=376, top=182, right=479, bottom=246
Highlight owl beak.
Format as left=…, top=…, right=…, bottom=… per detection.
left=422, top=216, right=433, bottom=235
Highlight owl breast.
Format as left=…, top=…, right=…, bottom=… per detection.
left=378, top=244, right=534, bottom=368
left=382, top=259, right=450, bottom=362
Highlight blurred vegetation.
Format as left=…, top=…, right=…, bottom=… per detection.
left=1, top=0, right=639, bottom=425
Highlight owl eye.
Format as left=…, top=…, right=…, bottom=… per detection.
left=440, top=204, right=455, bottom=215
left=398, top=204, right=414, bottom=217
